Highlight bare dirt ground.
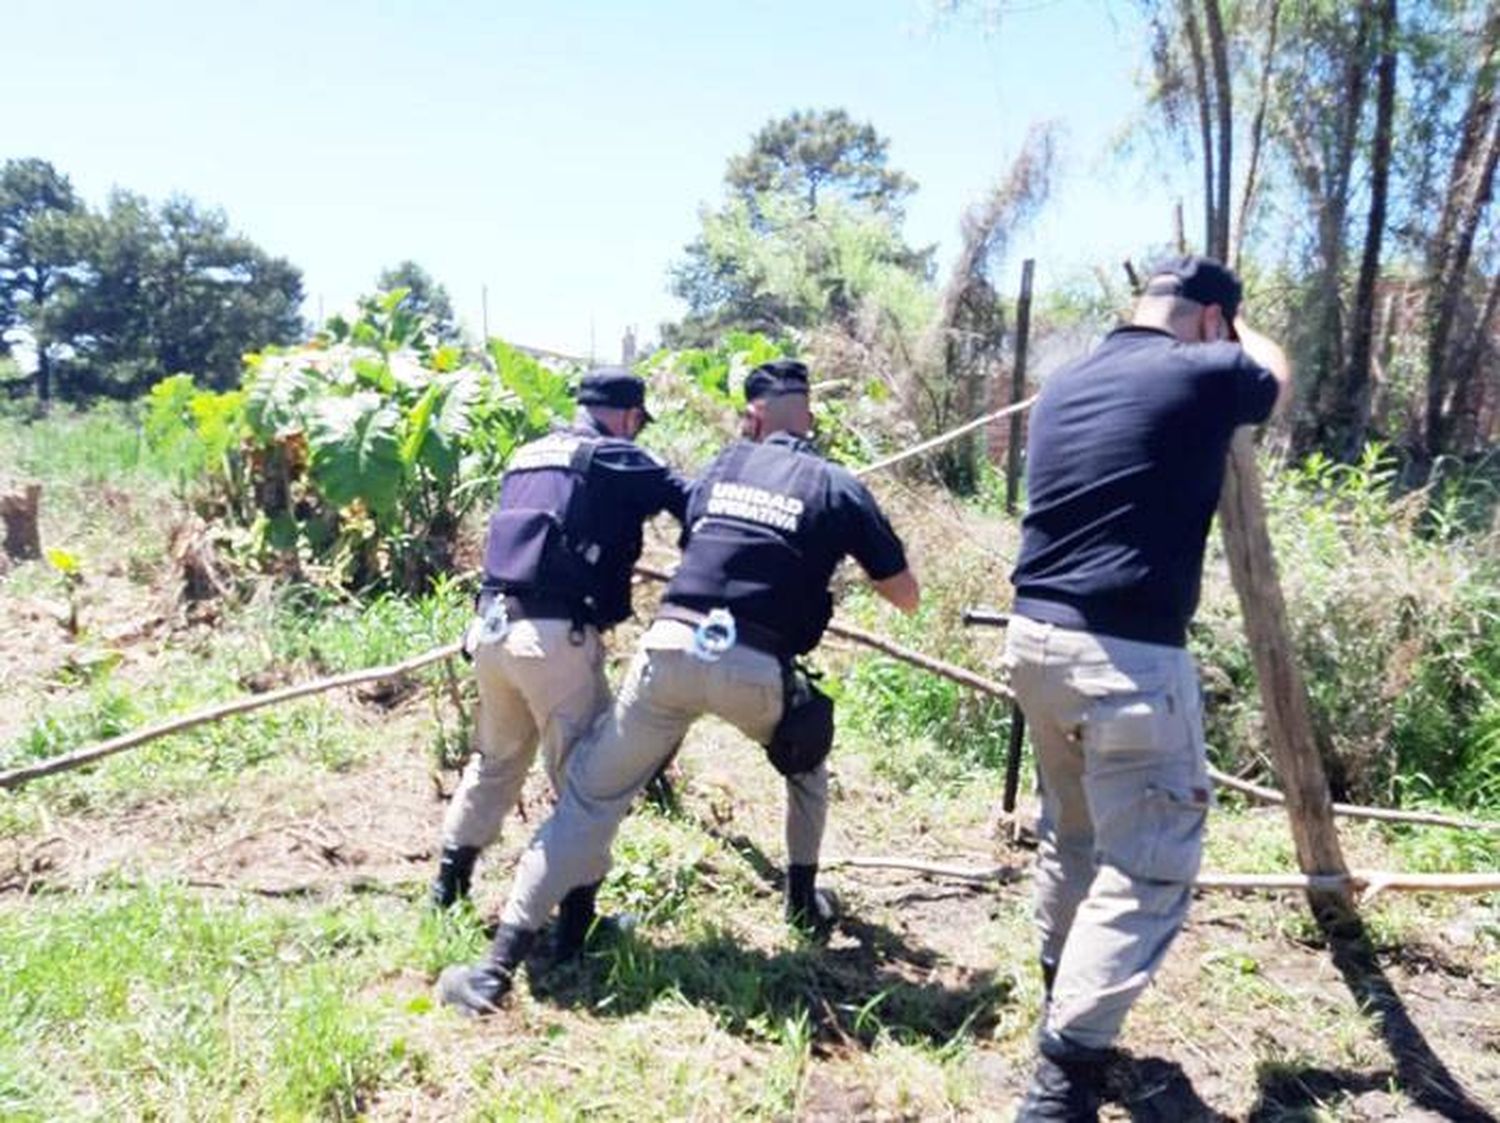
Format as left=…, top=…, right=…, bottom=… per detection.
left=6, top=683, right=1497, bottom=1121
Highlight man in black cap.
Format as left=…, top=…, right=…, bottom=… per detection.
left=429, top=367, right=687, bottom=932
left=436, top=357, right=920, bottom=1015
left=1005, top=256, right=1289, bottom=1120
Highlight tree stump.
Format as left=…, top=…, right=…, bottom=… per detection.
left=0, top=483, right=42, bottom=562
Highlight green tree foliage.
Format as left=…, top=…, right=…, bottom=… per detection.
left=724, top=108, right=917, bottom=220
left=0, top=158, right=87, bottom=402
left=1136, top=0, right=1500, bottom=467
left=375, top=260, right=459, bottom=342
left=0, top=158, right=303, bottom=402
left=668, top=109, right=932, bottom=346
left=58, top=192, right=304, bottom=396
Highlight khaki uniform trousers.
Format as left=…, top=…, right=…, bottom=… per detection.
left=501, top=618, right=829, bottom=930
left=442, top=617, right=610, bottom=851
left=1003, top=614, right=1211, bottom=1050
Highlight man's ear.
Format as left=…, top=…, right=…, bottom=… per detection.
left=1205, top=304, right=1231, bottom=343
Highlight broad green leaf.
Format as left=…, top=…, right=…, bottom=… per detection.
left=307, top=392, right=403, bottom=519
left=401, top=381, right=442, bottom=469
left=245, top=357, right=314, bottom=438
left=419, top=373, right=478, bottom=486
left=352, top=356, right=396, bottom=395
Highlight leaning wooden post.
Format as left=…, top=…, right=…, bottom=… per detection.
left=1005, top=259, right=1035, bottom=516
left=1218, top=433, right=1357, bottom=926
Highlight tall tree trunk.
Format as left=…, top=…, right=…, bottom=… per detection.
left=1204, top=0, right=1233, bottom=260
left=1234, top=0, right=1281, bottom=270
left=1449, top=261, right=1500, bottom=449
left=35, top=347, right=52, bottom=405
left=1182, top=0, right=1216, bottom=253
left=1338, top=0, right=1398, bottom=461
left=1425, top=2, right=1500, bottom=463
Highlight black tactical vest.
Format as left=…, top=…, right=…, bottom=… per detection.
left=665, top=437, right=834, bottom=657
left=480, top=428, right=603, bottom=620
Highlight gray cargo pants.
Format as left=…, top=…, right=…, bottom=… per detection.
left=500, top=618, right=829, bottom=930
left=1003, top=614, right=1211, bottom=1050
left=442, top=618, right=610, bottom=850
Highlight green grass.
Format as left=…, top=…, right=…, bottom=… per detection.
left=0, top=885, right=422, bottom=1120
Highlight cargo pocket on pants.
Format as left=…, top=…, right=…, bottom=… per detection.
left=1081, top=690, right=1208, bottom=884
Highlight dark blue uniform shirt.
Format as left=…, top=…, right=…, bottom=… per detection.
left=1010, top=326, right=1278, bottom=647
left=481, top=416, right=688, bottom=628
left=666, top=432, right=907, bottom=655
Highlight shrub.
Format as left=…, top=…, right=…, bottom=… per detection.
left=1194, top=443, right=1500, bottom=809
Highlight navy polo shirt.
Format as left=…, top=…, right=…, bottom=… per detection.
left=666, top=433, right=907, bottom=654
left=1010, top=326, right=1279, bottom=647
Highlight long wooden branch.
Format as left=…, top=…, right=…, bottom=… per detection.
left=640, top=562, right=1498, bottom=833
left=828, top=855, right=1500, bottom=903
left=12, top=579, right=1495, bottom=841
left=0, top=643, right=461, bottom=790
left=1207, top=767, right=1499, bottom=832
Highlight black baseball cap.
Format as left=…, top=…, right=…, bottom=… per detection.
left=575, top=367, right=654, bottom=422
left=1143, top=255, right=1243, bottom=321
left=744, top=359, right=810, bottom=402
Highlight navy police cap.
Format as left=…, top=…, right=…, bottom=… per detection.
left=1143, top=255, right=1243, bottom=321
left=575, top=367, right=654, bottom=422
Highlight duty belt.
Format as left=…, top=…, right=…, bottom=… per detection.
left=656, top=604, right=786, bottom=658
left=478, top=588, right=590, bottom=625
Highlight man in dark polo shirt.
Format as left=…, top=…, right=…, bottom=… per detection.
left=1006, top=257, right=1289, bottom=1121
left=436, top=358, right=920, bottom=1016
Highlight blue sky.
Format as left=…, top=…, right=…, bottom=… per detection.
left=4, top=0, right=1190, bottom=357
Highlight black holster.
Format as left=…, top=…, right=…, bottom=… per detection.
left=764, top=661, right=835, bottom=777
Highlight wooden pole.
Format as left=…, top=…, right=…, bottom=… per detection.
left=1211, top=768, right=1500, bottom=832
left=1218, top=431, right=1356, bottom=924
left=825, top=856, right=1500, bottom=902
left=1006, top=259, right=1034, bottom=516
left=0, top=643, right=461, bottom=790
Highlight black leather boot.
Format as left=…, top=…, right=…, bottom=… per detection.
left=429, top=845, right=479, bottom=909
left=552, top=881, right=636, bottom=962
left=785, top=863, right=838, bottom=938
left=1015, top=1030, right=1111, bottom=1122
left=436, top=922, right=537, bottom=1017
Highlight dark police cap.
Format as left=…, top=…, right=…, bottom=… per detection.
left=575, top=367, right=654, bottom=422
left=1143, top=255, right=1243, bottom=320
left=744, top=358, right=811, bottom=402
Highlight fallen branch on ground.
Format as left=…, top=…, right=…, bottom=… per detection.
left=828, top=855, right=1500, bottom=903
left=1206, top=767, right=1499, bottom=832
left=10, top=571, right=1495, bottom=839
left=824, top=855, right=1023, bottom=884
left=0, top=643, right=461, bottom=790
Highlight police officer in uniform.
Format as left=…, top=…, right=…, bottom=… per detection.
left=1005, top=257, right=1288, bottom=1120
left=437, top=358, right=920, bottom=1014
left=430, top=368, right=688, bottom=952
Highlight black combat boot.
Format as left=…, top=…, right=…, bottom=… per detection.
left=1015, top=1030, right=1111, bottom=1122
left=785, top=863, right=838, bottom=938
left=551, top=881, right=636, bottom=962
left=429, top=845, right=480, bottom=909
left=436, top=923, right=537, bottom=1017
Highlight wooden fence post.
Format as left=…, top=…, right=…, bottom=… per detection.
left=1006, top=259, right=1035, bottom=515
left=1218, top=433, right=1357, bottom=926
